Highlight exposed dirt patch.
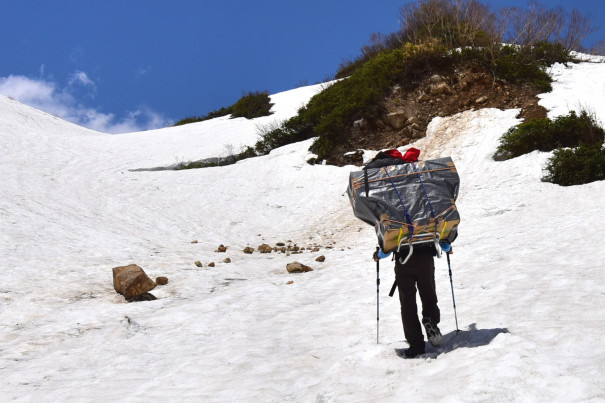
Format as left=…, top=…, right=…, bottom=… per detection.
left=328, top=63, right=547, bottom=166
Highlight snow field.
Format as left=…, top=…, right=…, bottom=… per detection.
left=1, top=61, right=605, bottom=401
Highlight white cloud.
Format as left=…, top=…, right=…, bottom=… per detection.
left=0, top=75, right=56, bottom=104
left=0, top=74, right=167, bottom=134
left=136, top=66, right=152, bottom=77
left=69, top=71, right=95, bottom=87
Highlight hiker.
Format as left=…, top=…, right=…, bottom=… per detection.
left=374, top=242, right=450, bottom=358
left=347, top=146, right=460, bottom=357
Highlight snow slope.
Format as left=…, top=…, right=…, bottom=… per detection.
left=1, top=61, right=605, bottom=402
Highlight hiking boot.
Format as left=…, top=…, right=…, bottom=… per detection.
left=422, top=318, right=442, bottom=347
left=401, top=346, right=425, bottom=359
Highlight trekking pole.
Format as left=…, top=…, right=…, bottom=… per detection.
left=446, top=253, right=460, bottom=333
left=375, top=246, right=380, bottom=344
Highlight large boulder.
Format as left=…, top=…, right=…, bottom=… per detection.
left=286, top=262, right=313, bottom=273
left=112, top=264, right=156, bottom=300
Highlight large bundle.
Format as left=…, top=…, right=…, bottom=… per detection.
left=347, top=155, right=460, bottom=253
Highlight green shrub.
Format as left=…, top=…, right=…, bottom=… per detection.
left=174, top=116, right=204, bottom=126
left=230, top=91, right=273, bottom=119
left=530, top=41, right=575, bottom=66
left=495, top=110, right=605, bottom=160
left=174, top=107, right=232, bottom=126
left=543, top=144, right=605, bottom=186
left=458, top=43, right=573, bottom=92
left=335, top=57, right=368, bottom=79
left=177, top=146, right=257, bottom=170
left=255, top=113, right=313, bottom=155
left=174, top=91, right=272, bottom=126
left=493, top=47, right=553, bottom=92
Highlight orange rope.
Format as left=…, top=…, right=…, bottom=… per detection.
left=352, top=167, right=456, bottom=191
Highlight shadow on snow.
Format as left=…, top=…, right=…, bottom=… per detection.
left=393, top=323, right=509, bottom=358
left=432, top=323, right=510, bottom=355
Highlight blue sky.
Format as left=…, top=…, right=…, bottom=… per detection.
left=1, top=0, right=603, bottom=133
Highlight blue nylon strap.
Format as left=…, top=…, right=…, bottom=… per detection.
left=413, top=162, right=437, bottom=220
left=382, top=167, right=414, bottom=238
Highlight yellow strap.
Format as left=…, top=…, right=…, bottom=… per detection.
left=439, top=221, right=448, bottom=240
left=397, top=227, right=403, bottom=245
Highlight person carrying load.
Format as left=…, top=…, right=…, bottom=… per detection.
left=347, top=147, right=460, bottom=358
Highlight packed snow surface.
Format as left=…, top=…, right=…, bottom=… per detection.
left=1, top=62, right=605, bottom=402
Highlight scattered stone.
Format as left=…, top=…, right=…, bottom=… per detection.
left=280, top=247, right=287, bottom=253
left=276, top=242, right=285, bottom=246
left=112, top=264, right=156, bottom=300
left=258, top=244, right=272, bottom=253
left=216, top=244, right=228, bottom=252
left=194, top=261, right=203, bottom=267
left=287, top=281, right=294, bottom=285
left=208, top=262, right=215, bottom=267
left=475, top=95, right=488, bottom=104
left=416, top=92, right=431, bottom=102
left=429, top=82, right=452, bottom=96
left=191, top=240, right=198, bottom=244
left=291, top=245, right=300, bottom=252
left=286, top=262, right=313, bottom=273
left=223, top=258, right=231, bottom=263
left=407, top=116, right=420, bottom=125
left=353, top=118, right=366, bottom=128
left=342, top=149, right=364, bottom=165
left=311, top=247, right=320, bottom=252
left=386, top=111, right=408, bottom=129
left=243, top=246, right=254, bottom=254
left=156, top=276, right=168, bottom=285
left=315, top=255, right=326, bottom=262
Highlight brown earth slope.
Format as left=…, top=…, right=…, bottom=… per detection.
left=328, top=63, right=547, bottom=166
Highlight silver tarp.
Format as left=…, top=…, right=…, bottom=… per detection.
left=347, top=157, right=460, bottom=253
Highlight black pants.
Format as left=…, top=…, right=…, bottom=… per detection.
left=394, top=250, right=440, bottom=350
